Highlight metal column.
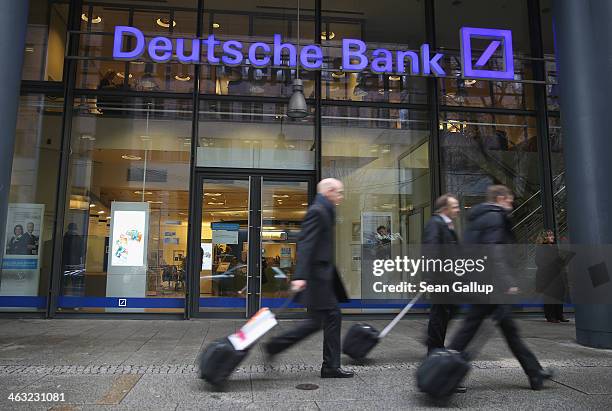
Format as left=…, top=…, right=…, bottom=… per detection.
left=553, top=0, right=612, bottom=348
left=0, top=1, right=29, bottom=264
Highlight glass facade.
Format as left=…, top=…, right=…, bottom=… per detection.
left=3, top=0, right=561, bottom=316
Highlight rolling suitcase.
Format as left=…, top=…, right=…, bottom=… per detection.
left=198, top=338, right=249, bottom=387
left=198, top=296, right=295, bottom=387
left=416, top=318, right=494, bottom=398
left=416, top=349, right=470, bottom=398
left=342, top=292, right=422, bottom=360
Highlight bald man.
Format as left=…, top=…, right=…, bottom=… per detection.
left=265, top=178, right=353, bottom=378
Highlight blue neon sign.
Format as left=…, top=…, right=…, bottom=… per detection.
left=112, top=25, right=514, bottom=81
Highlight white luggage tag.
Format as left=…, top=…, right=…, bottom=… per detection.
left=228, top=307, right=278, bottom=351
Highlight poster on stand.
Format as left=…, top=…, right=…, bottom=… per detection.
left=110, top=208, right=147, bottom=267
left=3, top=203, right=45, bottom=270
left=201, top=243, right=213, bottom=270
left=106, top=202, right=149, bottom=310
left=1, top=203, right=45, bottom=296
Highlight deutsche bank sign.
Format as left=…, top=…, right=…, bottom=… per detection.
left=112, top=26, right=514, bottom=81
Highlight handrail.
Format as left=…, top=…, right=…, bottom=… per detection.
left=510, top=171, right=565, bottom=218
left=512, top=183, right=567, bottom=230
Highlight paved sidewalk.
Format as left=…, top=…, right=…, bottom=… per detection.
left=0, top=315, right=611, bottom=410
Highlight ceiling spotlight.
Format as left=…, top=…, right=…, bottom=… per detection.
left=81, top=13, right=102, bottom=24
left=212, top=22, right=221, bottom=29
left=207, top=202, right=224, bottom=206
left=174, top=75, right=191, bottom=81
left=81, top=134, right=96, bottom=141
left=116, top=72, right=133, bottom=79
left=273, top=194, right=290, bottom=198
left=321, top=31, right=335, bottom=41
left=301, top=203, right=308, bottom=206
left=288, top=79, right=308, bottom=118
left=122, top=154, right=142, bottom=160
left=89, top=204, right=96, bottom=208
left=389, top=75, right=401, bottom=81
left=331, top=71, right=346, bottom=79
left=204, top=193, right=222, bottom=197
left=25, top=46, right=34, bottom=53
left=156, top=17, right=176, bottom=28
left=97, top=210, right=105, bottom=214
left=464, top=79, right=477, bottom=86
left=134, top=191, right=153, bottom=195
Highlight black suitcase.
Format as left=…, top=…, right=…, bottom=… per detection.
left=198, top=296, right=296, bottom=386
left=416, top=348, right=471, bottom=398
left=198, top=338, right=249, bottom=387
left=342, top=323, right=380, bottom=360
left=342, top=292, right=422, bottom=360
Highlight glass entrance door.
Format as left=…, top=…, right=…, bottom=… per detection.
left=194, top=174, right=311, bottom=317
left=198, top=178, right=250, bottom=313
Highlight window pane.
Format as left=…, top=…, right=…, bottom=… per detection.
left=548, top=115, right=567, bottom=239
left=1, top=95, right=63, bottom=311
left=200, top=0, right=315, bottom=98
left=322, top=106, right=431, bottom=303
left=23, top=0, right=69, bottom=81
left=76, top=0, right=198, bottom=92
left=197, top=101, right=315, bottom=170
left=439, top=112, right=543, bottom=242
left=322, top=0, right=427, bottom=102
left=59, top=97, right=192, bottom=313
left=435, top=0, right=530, bottom=53
left=439, top=76, right=535, bottom=110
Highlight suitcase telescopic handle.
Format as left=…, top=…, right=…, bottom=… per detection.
left=270, top=291, right=298, bottom=316
left=378, top=292, right=423, bottom=339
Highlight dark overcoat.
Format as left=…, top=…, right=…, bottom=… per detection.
left=293, top=194, right=349, bottom=309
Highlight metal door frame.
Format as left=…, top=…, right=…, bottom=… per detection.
left=189, top=170, right=315, bottom=318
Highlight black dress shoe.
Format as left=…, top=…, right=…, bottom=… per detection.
left=321, top=367, right=354, bottom=378
left=529, top=368, right=555, bottom=390
left=559, top=318, right=570, bottom=322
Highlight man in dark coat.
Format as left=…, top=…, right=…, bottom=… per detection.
left=423, top=194, right=460, bottom=355
left=448, top=185, right=554, bottom=391
left=265, top=178, right=352, bottom=378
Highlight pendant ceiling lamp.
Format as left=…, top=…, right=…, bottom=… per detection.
left=287, top=0, right=308, bottom=118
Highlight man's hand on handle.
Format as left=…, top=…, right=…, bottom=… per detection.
left=291, top=280, right=306, bottom=292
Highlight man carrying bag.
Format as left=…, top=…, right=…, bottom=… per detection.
left=265, top=178, right=353, bottom=378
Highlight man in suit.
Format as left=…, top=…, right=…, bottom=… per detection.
left=448, top=185, right=554, bottom=390
left=424, top=194, right=460, bottom=355
left=265, top=178, right=353, bottom=378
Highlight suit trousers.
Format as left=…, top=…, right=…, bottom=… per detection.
left=426, top=304, right=460, bottom=354
left=266, top=307, right=341, bottom=369
left=448, top=304, right=542, bottom=378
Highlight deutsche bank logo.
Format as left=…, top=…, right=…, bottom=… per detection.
left=460, top=27, right=514, bottom=80
left=118, top=298, right=127, bottom=307
left=112, top=25, right=516, bottom=81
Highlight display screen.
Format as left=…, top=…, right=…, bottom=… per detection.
left=110, top=210, right=147, bottom=267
